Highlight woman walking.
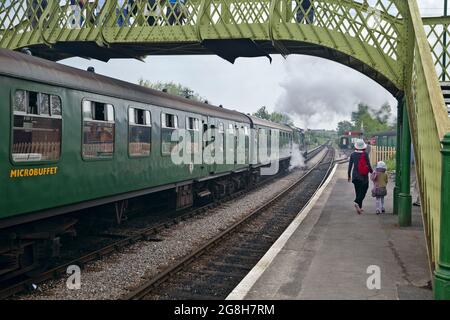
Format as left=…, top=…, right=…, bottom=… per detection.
left=348, top=139, right=373, bottom=214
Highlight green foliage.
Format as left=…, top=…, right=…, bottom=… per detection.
left=253, top=106, right=271, bottom=121
left=385, top=158, right=396, bottom=172
left=307, top=130, right=336, bottom=147
left=337, top=120, right=354, bottom=136
left=138, top=79, right=208, bottom=103
left=270, top=112, right=294, bottom=126
left=336, top=103, right=395, bottom=138
left=350, top=102, right=394, bottom=137
left=253, top=106, right=294, bottom=125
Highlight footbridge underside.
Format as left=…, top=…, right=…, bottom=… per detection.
left=2, top=0, right=409, bottom=89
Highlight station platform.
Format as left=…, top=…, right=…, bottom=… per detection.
left=227, top=164, right=432, bottom=300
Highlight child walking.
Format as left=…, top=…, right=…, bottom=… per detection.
left=371, top=161, right=388, bottom=215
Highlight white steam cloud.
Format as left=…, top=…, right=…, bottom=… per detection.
left=274, top=56, right=397, bottom=130
left=289, top=144, right=306, bottom=171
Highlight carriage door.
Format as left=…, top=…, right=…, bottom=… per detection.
left=202, top=117, right=215, bottom=174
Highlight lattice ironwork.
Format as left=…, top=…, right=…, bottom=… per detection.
left=407, top=1, right=450, bottom=269
left=0, top=0, right=406, bottom=89
left=424, top=16, right=450, bottom=81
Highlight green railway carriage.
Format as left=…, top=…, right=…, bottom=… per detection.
left=372, top=131, right=397, bottom=147
left=0, top=49, right=252, bottom=227
left=0, top=49, right=295, bottom=279
left=248, top=116, right=293, bottom=169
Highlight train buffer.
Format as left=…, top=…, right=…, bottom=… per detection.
left=227, top=164, right=431, bottom=300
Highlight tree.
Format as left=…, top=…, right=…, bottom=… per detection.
left=270, top=112, right=294, bottom=126
left=307, top=129, right=337, bottom=147
left=138, top=79, right=208, bottom=103
left=253, top=106, right=294, bottom=125
left=373, top=103, right=392, bottom=125
left=350, top=102, right=393, bottom=137
left=336, top=120, right=354, bottom=136
left=253, top=106, right=271, bottom=121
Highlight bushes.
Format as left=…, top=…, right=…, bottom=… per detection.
left=385, top=158, right=396, bottom=172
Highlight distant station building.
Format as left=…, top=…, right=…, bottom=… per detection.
left=370, top=131, right=397, bottom=147
left=339, top=131, right=363, bottom=149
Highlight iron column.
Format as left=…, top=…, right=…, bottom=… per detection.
left=398, top=99, right=412, bottom=227
left=394, top=97, right=403, bottom=215
left=434, top=133, right=450, bottom=299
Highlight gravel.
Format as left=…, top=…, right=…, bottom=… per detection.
left=15, top=150, right=327, bottom=300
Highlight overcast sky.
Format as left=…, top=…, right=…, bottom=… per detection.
left=61, top=1, right=445, bottom=130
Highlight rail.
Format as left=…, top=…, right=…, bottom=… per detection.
left=0, top=144, right=327, bottom=299
left=123, top=146, right=334, bottom=300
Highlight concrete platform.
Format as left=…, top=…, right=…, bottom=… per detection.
left=227, top=164, right=432, bottom=300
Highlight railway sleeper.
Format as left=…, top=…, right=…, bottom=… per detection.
left=0, top=157, right=295, bottom=284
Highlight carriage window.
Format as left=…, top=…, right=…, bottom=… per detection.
left=14, top=90, right=26, bottom=113
left=12, top=90, right=62, bottom=162
left=82, top=100, right=115, bottom=159
left=185, top=116, right=201, bottom=154
left=39, top=93, right=50, bottom=115
left=51, top=95, right=62, bottom=116
left=129, top=107, right=151, bottom=157
left=162, top=113, right=178, bottom=129
left=186, top=117, right=200, bottom=131
left=161, top=112, right=178, bottom=156
left=244, top=126, right=249, bottom=136
left=228, top=124, right=234, bottom=134
left=28, top=92, right=38, bottom=115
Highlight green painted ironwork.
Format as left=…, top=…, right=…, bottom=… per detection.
left=407, top=1, right=450, bottom=275
left=0, top=0, right=406, bottom=92
left=0, top=0, right=450, bottom=296
left=393, top=97, right=402, bottom=216
left=444, top=0, right=448, bottom=81
left=423, top=16, right=450, bottom=82
left=435, top=133, right=450, bottom=300
left=398, top=98, right=412, bottom=227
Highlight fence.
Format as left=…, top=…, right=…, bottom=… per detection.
left=12, top=141, right=60, bottom=161
left=369, top=146, right=396, bottom=166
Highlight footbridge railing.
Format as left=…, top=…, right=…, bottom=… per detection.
left=424, top=15, right=450, bottom=82
left=0, top=0, right=406, bottom=91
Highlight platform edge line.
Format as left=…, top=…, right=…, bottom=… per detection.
left=226, top=164, right=338, bottom=300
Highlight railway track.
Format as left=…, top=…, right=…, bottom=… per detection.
left=1, top=145, right=326, bottom=300
left=123, top=146, right=335, bottom=300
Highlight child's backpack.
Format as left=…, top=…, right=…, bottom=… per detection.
left=358, top=152, right=370, bottom=176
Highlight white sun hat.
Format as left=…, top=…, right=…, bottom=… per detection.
left=354, top=139, right=367, bottom=150
left=377, top=161, right=387, bottom=169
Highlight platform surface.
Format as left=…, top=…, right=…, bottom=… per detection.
left=228, top=164, right=432, bottom=300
